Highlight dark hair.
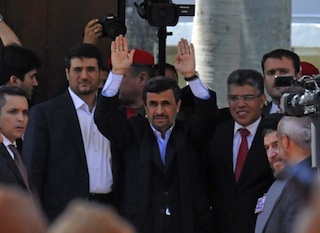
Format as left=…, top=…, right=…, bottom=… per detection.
left=0, top=86, right=29, bottom=113
left=0, top=44, right=41, bottom=85
left=64, top=43, right=103, bottom=70
left=142, top=76, right=181, bottom=105
left=261, top=49, right=301, bottom=75
left=131, top=65, right=155, bottom=80
left=260, top=113, right=284, bottom=137
left=154, top=63, right=178, bottom=82
left=227, top=69, right=264, bottom=96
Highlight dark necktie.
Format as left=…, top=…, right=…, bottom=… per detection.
left=235, top=128, right=250, bottom=182
left=9, top=144, right=31, bottom=191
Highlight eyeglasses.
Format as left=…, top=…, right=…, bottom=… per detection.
left=228, top=94, right=260, bottom=102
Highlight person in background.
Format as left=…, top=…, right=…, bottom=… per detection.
left=261, top=49, right=302, bottom=115
left=47, top=200, right=135, bottom=233
left=154, top=63, right=178, bottom=82
left=108, top=48, right=155, bottom=119
left=255, top=114, right=315, bottom=233
left=277, top=116, right=315, bottom=199
left=23, top=43, right=114, bottom=221
left=0, top=86, right=35, bottom=195
left=0, top=44, right=41, bottom=100
left=0, top=185, right=48, bottom=233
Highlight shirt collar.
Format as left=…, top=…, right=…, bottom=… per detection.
left=234, top=117, right=261, bottom=136
left=68, top=87, right=96, bottom=113
left=1, top=134, right=16, bottom=147
left=150, top=122, right=175, bottom=138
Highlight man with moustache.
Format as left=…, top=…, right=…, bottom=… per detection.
left=205, top=69, right=274, bottom=233
left=255, top=115, right=315, bottom=233
left=261, top=49, right=302, bottom=115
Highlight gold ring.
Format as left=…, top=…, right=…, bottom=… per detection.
left=115, top=49, right=119, bottom=52
left=94, top=29, right=98, bottom=33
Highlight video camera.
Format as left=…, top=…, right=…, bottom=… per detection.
left=134, top=0, right=195, bottom=26
left=275, top=75, right=320, bottom=116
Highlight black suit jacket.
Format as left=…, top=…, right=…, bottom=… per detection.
left=94, top=92, right=219, bottom=233
left=23, top=91, right=93, bottom=221
left=0, top=143, right=32, bottom=191
left=206, top=120, right=274, bottom=233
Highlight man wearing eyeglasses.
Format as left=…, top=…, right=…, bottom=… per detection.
left=205, top=69, right=274, bottom=233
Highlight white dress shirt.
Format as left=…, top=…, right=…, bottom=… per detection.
left=68, top=88, right=113, bottom=193
left=232, top=118, right=261, bottom=171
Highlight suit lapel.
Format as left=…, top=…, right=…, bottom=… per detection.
left=255, top=179, right=288, bottom=232
left=224, top=122, right=237, bottom=183
left=0, top=144, right=26, bottom=186
left=59, top=92, right=87, bottom=164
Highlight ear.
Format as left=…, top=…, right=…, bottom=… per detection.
left=9, top=75, right=21, bottom=85
left=144, top=104, right=148, bottom=118
left=137, top=72, right=148, bottom=87
left=259, top=94, right=267, bottom=108
left=65, top=68, right=70, bottom=80
left=282, top=134, right=289, bottom=149
left=296, top=71, right=302, bottom=80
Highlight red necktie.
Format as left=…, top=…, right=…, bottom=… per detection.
left=235, top=128, right=250, bottom=182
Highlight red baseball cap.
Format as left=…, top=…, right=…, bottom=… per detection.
left=300, top=61, right=320, bottom=76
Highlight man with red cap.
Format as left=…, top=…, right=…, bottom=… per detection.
left=108, top=48, right=155, bottom=118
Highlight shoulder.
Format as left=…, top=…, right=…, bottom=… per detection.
left=30, top=92, right=71, bottom=112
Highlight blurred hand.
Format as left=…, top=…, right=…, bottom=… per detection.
left=83, top=19, right=103, bottom=45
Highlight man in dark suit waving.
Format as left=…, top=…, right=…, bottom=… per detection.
left=206, top=69, right=275, bottom=233
left=94, top=35, right=218, bottom=233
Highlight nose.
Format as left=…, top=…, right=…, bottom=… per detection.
left=17, top=112, right=25, bottom=122
left=237, top=97, right=247, bottom=107
left=267, top=147, right=278, bottom=158
left=33, top=78, right=38, bottom=86
left=80, top=70, right=89, bottom=79
left=156, top=105, right=164, bottom=114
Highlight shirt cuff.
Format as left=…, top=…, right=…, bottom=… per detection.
left=101, top=72, right=124, bottom=97
left=187, top=77, right=210, bottom=100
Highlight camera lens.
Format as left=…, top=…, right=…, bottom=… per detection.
left=103, top=20, right=126, bottom=40
left=156, top=7, right=169, bottom=18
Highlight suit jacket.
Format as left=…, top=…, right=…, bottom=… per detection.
left=23, top=91, right=94, bottom=221
left=0, top=143, right=33, bottom=192
left=262, top=102, right=272, bottom=116
left=259, top=178, right=305, bottom=233
left=94, top=92, right=219, bottom=233
left=206, top=120, right=274, bottom=233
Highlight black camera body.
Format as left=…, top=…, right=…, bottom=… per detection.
left=146, top=3, right=195, bottom=26
left=276, top=75, right=320, bottom=116
left=99, top=14, right=127, bottom=40
left=134, top=1, right=195, bottom=27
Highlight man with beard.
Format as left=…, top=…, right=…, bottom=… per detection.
left=23, top=43, right=113, bottom=221
left=255, top=114, right=314, bottom=233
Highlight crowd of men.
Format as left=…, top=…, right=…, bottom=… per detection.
left=0, top=15, right=320, bottom=233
